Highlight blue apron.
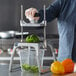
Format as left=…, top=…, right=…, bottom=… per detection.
left=38, top=0, right=76, bottom=62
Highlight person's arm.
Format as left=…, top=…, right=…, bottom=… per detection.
left=38, top=0, right=63, bottom=23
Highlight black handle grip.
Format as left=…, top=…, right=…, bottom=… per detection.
left=34, top=13, right=40, bottom=17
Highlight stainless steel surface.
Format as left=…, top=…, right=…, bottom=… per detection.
left=0, top=64, right=51, bottom=76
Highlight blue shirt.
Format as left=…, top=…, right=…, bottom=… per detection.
left=38, top=0, right=76, bottom=61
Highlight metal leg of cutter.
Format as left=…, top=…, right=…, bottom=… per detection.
left=9, top=45, right=17, bottom=72
left=48, top=44, right=57, bottom=61
left=35, top=44, right=41, bottom=73
left=41, top=49, right=46, bottom=68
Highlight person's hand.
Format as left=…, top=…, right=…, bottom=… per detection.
left=25, top=8, right=39, bottom=23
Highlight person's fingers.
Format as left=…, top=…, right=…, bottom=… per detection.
left=25, top=9, right=29, bottom=17
left=25, top=8, right=38, bottom=17
left=25, top=11, right=29, bottom=17
left=25, top=8, right=39, bottom=22
left=25, top=8, right=31, bottom=15
left=31, top=8, right=38, bottom=17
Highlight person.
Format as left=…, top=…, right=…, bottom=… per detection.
left=25, top=0, right=76, bottom=62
